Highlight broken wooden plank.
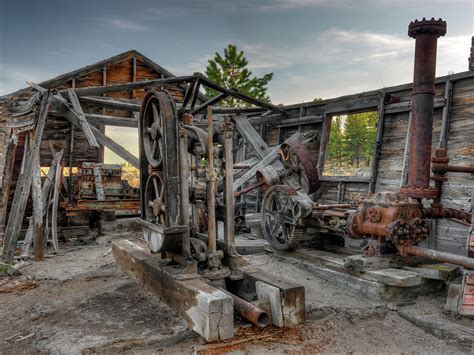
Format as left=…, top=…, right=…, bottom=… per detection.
left=66, top=88, right=99, bottom=147
left=3, top=91, right=52, bottom=263
left=367, top=268, right=423, bottom=287
left=112, top=239, right=234, bottom=341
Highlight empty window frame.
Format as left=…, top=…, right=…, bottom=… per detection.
left=322, top=111, right=379, bottom=178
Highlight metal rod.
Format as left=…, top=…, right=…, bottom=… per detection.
left=223, top=291, right=271, bottom=328
left=400, top=244, right=474, bottom=269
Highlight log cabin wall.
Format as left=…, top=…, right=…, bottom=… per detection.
left=245, top=71, right=473, bottom=256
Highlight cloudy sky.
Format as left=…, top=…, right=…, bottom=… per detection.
left=1, top=0, right=473, bottom=162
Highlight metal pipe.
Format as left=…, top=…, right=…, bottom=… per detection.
left=400, top=244, right=474, bottom=269
left=206, top=106, right=217, bottom=264
left=407, top=18, right=446, bottom=192
left=179, top=128, right=191, bottom=258
left=447, top=164, right=474, bottom=174
left=312, top=203, right=353, bottom=210
left=234, top=181, right=265, bottom=198
left=223, top=291, right=271, bottom=328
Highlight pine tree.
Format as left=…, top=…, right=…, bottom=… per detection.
left=327, top=116, right=345, bottom=166
left=344, top=112, right=378, bottom=168
left=205, top=44, right=273, bottom=108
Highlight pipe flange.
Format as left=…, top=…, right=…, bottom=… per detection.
left=408, top=17, right=447, bottom=38
left=399, top=186, right=439, bottom=199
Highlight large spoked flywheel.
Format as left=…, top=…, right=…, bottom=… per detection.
left=140, top=89, right=181, bottom=227
left=141, top=90, right=176, bottom=168
left=261, top=185, right=304, bottom=250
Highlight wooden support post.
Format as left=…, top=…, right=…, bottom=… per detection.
left=317, top=112, right=331, bottom=175
left=21, top=147, right=63, bottom=256
left=31, top=135, right=44, bottom=261
left=369, top=93, right=385, bottom=193
left=400, top=112, right=412, bottom=188
left=99, top=66, right=107, bottom=163
left=131, top=57, right=137, bottom=100
left=224, top=122, right=236, bottom=254
left=112, top=240, right=234, bottom=341
left=439, top=80, right=453, bottom=148
left=51, top=149, right=62, bottom=252
left=3, top=91, right=52, bottom=262
left=0, top=134, right=18, bottom=227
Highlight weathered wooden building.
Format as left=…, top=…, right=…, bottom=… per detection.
left=0, top=48, right=472, bottom=260
left=0, top=49, right=204, bottom=240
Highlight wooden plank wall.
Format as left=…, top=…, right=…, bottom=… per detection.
left=37, top=53, right=184, bottom=167
left=246, top=73, right=474, bottom=256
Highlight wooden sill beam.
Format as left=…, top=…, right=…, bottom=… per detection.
left=49, top=111, right=138, bottom=128
left=79, top=96, right=141, bottom=112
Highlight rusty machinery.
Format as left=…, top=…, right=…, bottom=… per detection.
left=62, top=162, right=140, bottom=217
left=256, top=18, right=474, bottom=269
left=136, top=75, right=305, bottom=338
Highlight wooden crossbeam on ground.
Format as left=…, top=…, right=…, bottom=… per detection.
left=112, top=239, right=234, bottom=341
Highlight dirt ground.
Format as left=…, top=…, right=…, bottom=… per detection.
left=0, top=231, right=471, bottom=354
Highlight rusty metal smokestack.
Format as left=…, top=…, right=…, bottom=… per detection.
left=403, top=18, right=446, bottom=199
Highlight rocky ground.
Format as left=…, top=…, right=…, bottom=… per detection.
left=0, top=230, right=471, bottom=354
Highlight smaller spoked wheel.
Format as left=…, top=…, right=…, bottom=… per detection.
left=144, top=173, right=166, bottom=225
left=141, top=90, right=175, bottom=168
left=261, top=185, right=304, bottom=251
